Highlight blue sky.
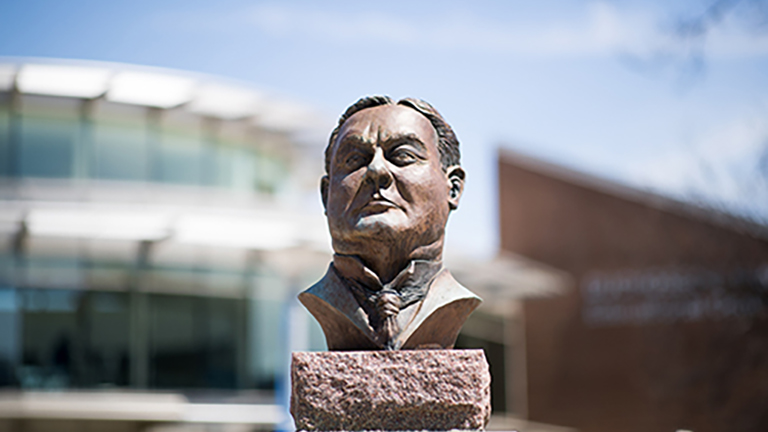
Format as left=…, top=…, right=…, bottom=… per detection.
left=2, top=0, right=767, bottom=257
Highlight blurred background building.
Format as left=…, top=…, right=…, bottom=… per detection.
left=0, top=58, right=572, bottom=432
left=499, top=148, right=768, bottom=432
left=0, top=57, right=338, bottom=431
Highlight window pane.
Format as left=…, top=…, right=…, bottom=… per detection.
left=91, top=101, right=148, bottom=181
left=153, top=111, right=204, bottom=185
left=155, top=136, right=203, bottom=185
left=257, top=152, right=288, bottom=194
left=17, top=288, right=130, bottom=389
left=149, top=294, right=238, bottom=389
left=18, top=96, right=80, bottom=179
left=248, top=273, right=287, bottom=388
left=20, top=288, right=80, bottom=389
left=88, top=291, right=130, bottom=387
left=0, top=288, right=19, bottom=387
left=0, top=93, right=11, bottom=177
left=230, top=147, right=259, bottom=191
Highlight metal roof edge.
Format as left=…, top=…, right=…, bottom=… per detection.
left=0, top=56, right=333, bottom=137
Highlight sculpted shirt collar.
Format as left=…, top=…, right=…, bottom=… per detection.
left=331, top=254, right=443, bottom=309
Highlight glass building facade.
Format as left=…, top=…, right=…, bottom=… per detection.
left=0, top=93, right=289, bottom=192
left=0, top=59, right=331, bottom=396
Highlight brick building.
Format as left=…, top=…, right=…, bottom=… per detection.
left=498, top=148, right=768, bottom=432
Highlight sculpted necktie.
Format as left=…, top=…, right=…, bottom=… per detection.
left=373, top=289, right=401, bottom=349
left=332, top=256, right=442, bottom=350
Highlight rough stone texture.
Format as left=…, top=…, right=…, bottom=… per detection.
left=290, top=349, right=491, bottom=431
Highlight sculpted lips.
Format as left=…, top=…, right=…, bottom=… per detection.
left=357, top=193, right=402, bottom=214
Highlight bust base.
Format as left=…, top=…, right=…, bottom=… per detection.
left=290, top=349, right=491, bottom=431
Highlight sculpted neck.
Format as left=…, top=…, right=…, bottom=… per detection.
left=332, top=236, right=444, bottom=285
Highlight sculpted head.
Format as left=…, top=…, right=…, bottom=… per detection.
left=321, top=96, right=465, bottom=273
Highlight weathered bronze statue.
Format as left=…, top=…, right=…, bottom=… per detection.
left=299, top=96, right=481, bottom=350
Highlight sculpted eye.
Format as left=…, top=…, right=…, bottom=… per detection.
left=345, top=153, right=365, bottom=168
left=390, top=148, right=418, bottom=165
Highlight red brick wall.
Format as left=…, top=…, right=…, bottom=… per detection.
left=498, top=151, right=768, bottom=432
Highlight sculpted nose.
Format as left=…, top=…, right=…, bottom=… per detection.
left=366, top=148, right=393, bottom=189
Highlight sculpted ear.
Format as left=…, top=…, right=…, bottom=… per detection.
left=320, top=175, right=329, bottom=214
left=446, top=166, right=465, bottom=210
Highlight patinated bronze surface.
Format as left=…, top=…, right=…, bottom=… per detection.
left=299, top=96, right=481, bottom=350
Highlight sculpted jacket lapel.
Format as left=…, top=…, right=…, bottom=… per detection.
left=299, top=265, right=380, bottom=350
left=395, top=269, right=481, bottom=349
left=299, top=261, right=482, bottom=351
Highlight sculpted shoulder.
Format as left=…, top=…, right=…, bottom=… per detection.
left=397, top=269, right=481, bottom=349
left=300, top=266, right=481, bottom=350
left=299, top=267, right=379, bottom=350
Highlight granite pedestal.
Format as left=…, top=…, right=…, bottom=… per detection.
left=290, top=349, right=491, bottom=431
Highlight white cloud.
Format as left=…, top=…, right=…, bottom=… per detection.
left=707, top=23, right=768, bottom=58
left=150, top=2, right=768, bottom=59
left=242, top=2, right=652, bottom=56
left=235, top=2, right=768, bottom=58
left=627, top=114, right=768, bottom=220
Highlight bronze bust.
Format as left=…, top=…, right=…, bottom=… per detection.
left=299, top=96, right=481, bottom=350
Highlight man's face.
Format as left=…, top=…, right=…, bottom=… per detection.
left=323, top=104, right=453, bottom=249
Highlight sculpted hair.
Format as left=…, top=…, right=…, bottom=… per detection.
left=324, top=96, right=461, bottom=174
